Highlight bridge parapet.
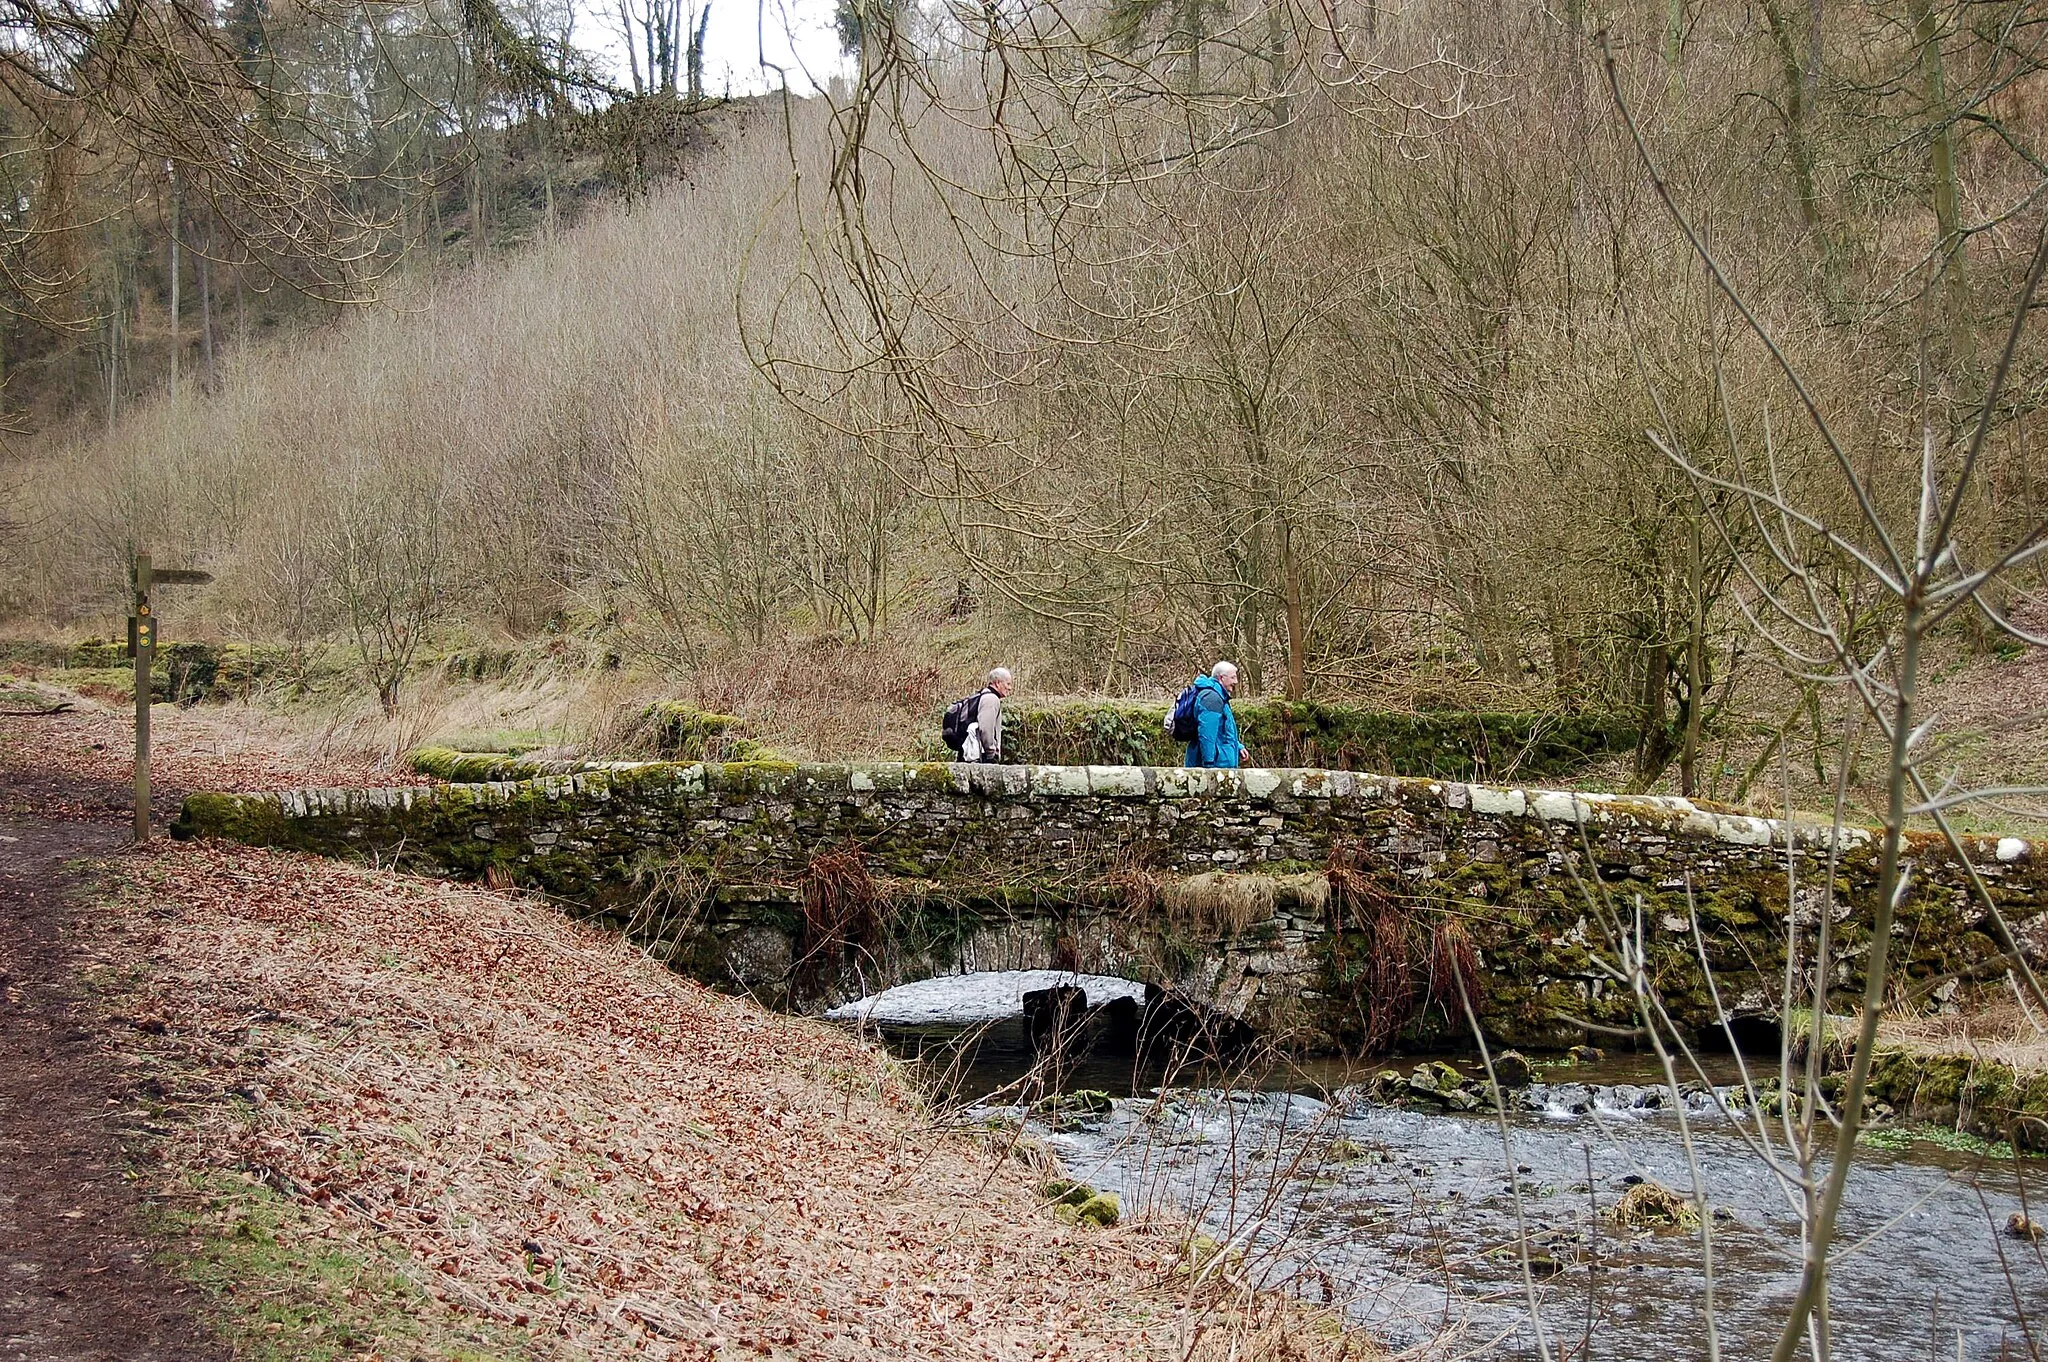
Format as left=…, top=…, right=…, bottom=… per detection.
left=173, top=761, right=2048, bottom=1052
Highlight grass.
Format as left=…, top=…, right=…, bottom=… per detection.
left=425, top=728, right=554, bottom=755
left=49, top=813, right=1368, bottom=1362
left=148, top=1170, right=534, bottom=1361
left=1858, top=1124, right=2018, bottom=1160
left=49, top=666, right=137, bottom=701
left=11, top=609, right=2048, bottom=849
left=1876, top=998, right=2048, bottom=1078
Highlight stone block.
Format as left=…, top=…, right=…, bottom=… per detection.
left=1085, top=765, right=1146, bottom=797
left=1029, top=765, right=1091, bottom=797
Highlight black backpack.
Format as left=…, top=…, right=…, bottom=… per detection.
left=942, top=688, right=992, bottom=753
left=1167, top=683, right=1203, bottom=743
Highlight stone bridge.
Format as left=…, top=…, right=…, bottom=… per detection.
left=173, top=760, right=2048, bottom=1052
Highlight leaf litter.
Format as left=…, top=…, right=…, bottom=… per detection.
left=13, top=695, right=1365, bottom=1361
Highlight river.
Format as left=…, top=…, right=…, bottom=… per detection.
left=847, top=985, right=2048, bottom=1361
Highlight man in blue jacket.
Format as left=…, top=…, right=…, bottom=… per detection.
left=1186, top=661, right=1245, bottom=768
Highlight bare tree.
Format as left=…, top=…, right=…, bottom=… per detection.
left=323, top=457, right=448, bottom=716
left=1591, top=27, right=2048, bottom=1360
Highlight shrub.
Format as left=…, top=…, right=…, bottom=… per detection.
left=995, top=699, right=1635, bottom=779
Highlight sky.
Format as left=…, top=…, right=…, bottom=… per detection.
left=577, top=0, right=853, bottom=98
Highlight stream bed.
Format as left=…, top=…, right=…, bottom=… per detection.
left=854, top=995, right=2048, bottom=1360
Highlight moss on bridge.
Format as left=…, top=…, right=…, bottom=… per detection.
left=997, top=699, right=1637, bottom=779
left=171, top=760, right=2048, bottom=1054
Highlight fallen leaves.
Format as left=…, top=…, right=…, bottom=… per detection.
left=70, top=838, right=1240, bottom=1360
left=14, top=697, right=1363, bottom=1362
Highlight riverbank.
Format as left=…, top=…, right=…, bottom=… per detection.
left=0, top=696, right=1365, bottom=1361
left=1788, top=1005, right=2048, bottom=1150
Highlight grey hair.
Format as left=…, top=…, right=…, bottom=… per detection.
left=1211, top=660, right=1239, bottom=679
left=987, top=667, right=1014, bottom=685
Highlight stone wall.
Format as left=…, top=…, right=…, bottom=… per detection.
left=172, top=761, right=2048, bottom=1052
left=995, top=700, right=1638, bottom=778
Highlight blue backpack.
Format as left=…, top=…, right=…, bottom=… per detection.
left=1167, top=683, right=1203, bottom=743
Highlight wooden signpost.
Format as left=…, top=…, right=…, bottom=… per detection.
left=128, top=552, right=212, bottom=843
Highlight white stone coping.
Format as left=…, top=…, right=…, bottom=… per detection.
left=181, top=759, right=2021, bottom=860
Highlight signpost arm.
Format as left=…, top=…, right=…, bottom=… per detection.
left=133, top=551, right=152, bottom=843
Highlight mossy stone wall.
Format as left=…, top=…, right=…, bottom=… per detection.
left=172, top=762, right=2048, bottom=1053
left=1860, top=1047, right=2048, bottom=1148
left=997, top=700, right=1636, bottom=779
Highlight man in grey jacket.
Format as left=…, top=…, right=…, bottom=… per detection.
left=964, top=667, right=1014, bottom=762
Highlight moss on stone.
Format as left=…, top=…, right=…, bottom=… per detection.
left=905, top=763, right=959, bottom=793
left=171, top=750, right=2048, bottom=1054
left=171, top=793, right=292, bottom=845
left=639, top=702, right=776, bottom=762
left=997, top=699, right=1637, bottom=779
left=1177, top=1232, right=1242, bottom=1274
left=1071, top=1192, right=1120, bottom=1228
left=407, top=746, right=551, bottom=783
left=1040, top=1179, right=1092, bottom=1207
left=10, top=638, right=312, bottom=703
left=1819, top=1046, right=2048, bottom=1151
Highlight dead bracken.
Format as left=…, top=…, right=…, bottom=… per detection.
left=1610, top=1180, right=1702, bottom=1232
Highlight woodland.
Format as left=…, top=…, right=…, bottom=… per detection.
left=1, top=0, right=2045, bottom=805
left=6, top=8, right=2048, bottom=1358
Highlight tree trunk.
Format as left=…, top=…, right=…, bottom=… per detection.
left=1760, top=0, right=1822, bottom=230
left=1906, top=0, right=1966, bottom=341
left=1634, top=640, right=1671, bottom=789
left=198, top=220, right=216, bottom=392
left=104, top=267, right=122, bottom=429
left=1265, top=0, right=1290, bottom=131
left=1175, top=0, right=1201, bottom=95
left=1663, top=0, right=1686, bottom=85
left=1282, top=519, right=1307, bottom=700
left=470, top=151, right=486, bottom=270
left=1680, top=519, right=1707, bottom=798
left=168, top=176, right=181, bottom=405
left=688, top=2, right=711, bottom=100
left=541, top=118, right=557, bottom=243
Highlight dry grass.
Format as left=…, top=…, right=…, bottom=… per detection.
left=0, top=686, right=414, bottom=817
left=1610, top=596, right=2048, bottom=835
left=16, top=2, right=2039, bottom=732
left=1157, top=872, right=1325, bottom=938
left=1609, top=1181, right=1699, bottom=1231
left=675, top=631, right=1028, bottom=764
left=1877, top=996, right=2048, bottom=1078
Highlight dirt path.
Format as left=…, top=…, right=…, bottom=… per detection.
left=0, top=763, right=230, bottom=1362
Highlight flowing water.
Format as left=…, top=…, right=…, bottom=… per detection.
left=856, top=999, right=2048, bottom=1360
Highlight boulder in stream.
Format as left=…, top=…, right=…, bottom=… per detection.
left=1023, top=985, right=1088, bottom=1051
left=1490, top=1050, right=1534, bottom=1088
left=1033, top=1089, right=1115, bottom=1127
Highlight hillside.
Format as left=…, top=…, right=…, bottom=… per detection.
left=6, top=0, right=2048, bottom=1358
left=1, top=698, right=1354, bottom=1361
left=6, top=0, right=2046, bottom=821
